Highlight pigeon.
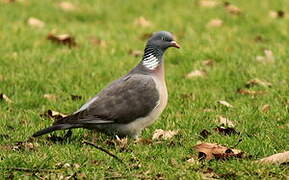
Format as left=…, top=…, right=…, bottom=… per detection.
left=33, top=31, right=180, bottom=139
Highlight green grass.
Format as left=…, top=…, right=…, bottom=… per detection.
left=1, top=0, right=289, bottom=179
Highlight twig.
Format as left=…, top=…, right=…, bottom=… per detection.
left=1, top=167, right=60, bottom=173
left=83, top=140, right=123, bottom=163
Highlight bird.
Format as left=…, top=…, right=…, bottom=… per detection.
left=32, top=31, right=180, bottom=139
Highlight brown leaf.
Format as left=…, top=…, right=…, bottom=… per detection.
left=90, top=37, right=107, bottom=47
left=43, top=94, right=57, bottom=101
left=269, top=10, right=285, bottom=18
left=186, top=69, right=207, bottom=78
left=258, top=151, right=289, bottom=165
left=217, top=116, right=235, bottom=127
left=0, top=93, right=12, bottom=103
left=27, top=17, right=45, bottom=28
left=237, top=89, right=266, bottom=96
left=134, top=17, right=152, bottom=27
left=58, top=1, right=75, bottom=11
left=115, top=136, right=128, bottom=149
left=202, top=59, right=215, bottom=67
left=207, top=18, right=223, bottom=28
left=218, top=100, right=233, bottom=108
left=128, top=49, right=142, bottom=57
left=199, top=129, right=211, bottom=139
left=213, top=127, right=238, bottom=136
left=199, top=0, right=219, bottom=8
left=47, top=33, right=76, bottom=47
left=152, top=129, right=178, bottom=140
left=135, top=138, right=153, bottom=145
left=246, top=78, right=272, bottom=88
left=224, top=2, right=241, bottom=15
left=256, top=50, right=274, bottom=63
left=71, top=94, right=82, bottom=101
left=186, top=157, right=197, bottom=163
left=261, top=104, right=270, bottom=113
left=40, top=110, right=67, bottom=120
left=11, top=141, right=39, bottom=151
left=194, top=142, right=244, bottom=160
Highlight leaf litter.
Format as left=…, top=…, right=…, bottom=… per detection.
left=27, top=17, right=45, bottom=28
left=152, top=129, right=178, bottom=140
left=0, top=93, right=12, bottom=103
left=258, top=151, right=289, bottom=165
left=40, top=109, right=67, bottom=120
left=47, top=32, right=77, bottom=47
left=256, top=49, right=274, bottom=63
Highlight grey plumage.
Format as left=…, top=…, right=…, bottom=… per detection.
left=33, top=31, right=180, bottom=138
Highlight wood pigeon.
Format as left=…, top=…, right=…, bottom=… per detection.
left=33, top=31, right=180, bottom=139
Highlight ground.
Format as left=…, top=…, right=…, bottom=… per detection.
left=0, top=0, right=289, bottom=179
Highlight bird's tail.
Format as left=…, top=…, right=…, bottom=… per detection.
left=32, top=124, right=81, bottom=137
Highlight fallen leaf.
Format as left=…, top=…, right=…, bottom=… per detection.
left=40, top=110, right=67, bottom=120
left=115, top=136, right=128, bottom=149
left=258, top=151, right=289, bottom=165
left=47, top=33, right=76, bottom=47
left=135, top=138, right=153, bottom=145
left=201, top=168, right=220, bottom=179
left=213, top=126, right=238, bottom=136
left=202, top=59, right=215, bottom=67
left=254, top=35, right=264, bottom=42
left=58, top=1, right=75, bottom=11
left=186, top=157, right=197, bottom=163
left=245, top=78, right=272, bottom=88
left=256, top=50, right=274, bottom=63
left=199, top=0, right=218, bottom=8
left=237, top=89, right=266, bottom=96
left=186, top=70, right=207, bottom=78
left=43, top=94, right=57, bottom=101
left=194, top=142, right=244, bottom=160
left=224, top=2, right=241, bottom=15
left=12, top=141, right=39, bottom=151
left=269, top=10, right=285, bottom=18
left=27, top=17, right=45, bottom=28
left=0, top=93, right=12, bottom=103
left=90, top=37, right=107, bottom=47
left=217, top=116, right=235, bottom=127
left=207, top=18, right=223, bottom=27
left=134, top=17, right=152, bottom=27
left=218, top=100, right=233, bottom=108
left=71, top=94, right=82, bottom=101
left=152, top=129, right=178, bottom=140
left=199, top=129, right=211, bottom=139
left=128, top=49, right=142, bottom=57
left=261, top=104, right=270, bottom=113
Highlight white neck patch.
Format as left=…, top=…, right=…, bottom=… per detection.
left=142, top=53, right=159, bottom=70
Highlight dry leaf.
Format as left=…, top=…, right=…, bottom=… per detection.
left=43, top=94, right=57, bottom=101
left=134, top=17, right=152, bottom=27
left=224, top=2, right=241, bottom=15
left=261, top=104, right=270, bottom=113
left=152, top=129, right=178, bottom=140
left=128, top=50, right=142, bottom=57
left=207, top=19, right=223, bottom=27
left=194, top=142, right=244, bottom=160
left=71, top=94, right=82, bottom=101
left=246, top=78, right=272, bottom=88
left=256, top=50, right=274, bottom=63
left=27, top=17, right=45, bottom=28
left=199, top=0, right=218, bottom=8
left=135, top=138, right=153, bottom=145
left=115, top=136, right=128, bottom=149
left=202, top=59, right=215, bottom=67
left=199, top=129, right=211, bottom=139
left=217, top=116, right=235, bottom=127
left=186, top=157, right=197, bottom=163
left=186, top=70, right=207, bottom=78
left=12, top=141, right=39, bottom=151
left=40, top=109, right=67, bottom=120
left=0, top=93, right=12, bottom=103
left=218, top=100, right=233, bottom=108
left=58, top=1, right=75, bottom=11
left=47, top=33, right=76, bottom=47
left=269, top=10, right=285, bottom=18
left=258, top=151, right=289, bottom=165
left=237, top=89, right=266, bottom=96
left=90, top=37, right=107, bottom=47
left=213, top=127, right=238, bottom=136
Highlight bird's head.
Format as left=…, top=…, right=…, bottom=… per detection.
left=147, top=31, right=180, bottom=51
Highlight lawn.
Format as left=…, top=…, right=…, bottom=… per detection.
left=0, top=0, right=289, bottom=179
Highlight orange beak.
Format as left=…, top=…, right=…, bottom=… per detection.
left=170, top=41, right=180, bottom=48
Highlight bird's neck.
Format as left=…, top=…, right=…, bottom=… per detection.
left=141, top=45, right=164, bottom=71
